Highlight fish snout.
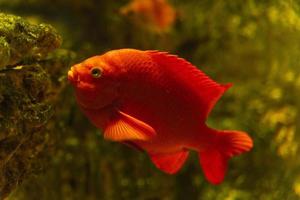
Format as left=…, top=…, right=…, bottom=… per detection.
left=68, top=66, right=78, bottom=84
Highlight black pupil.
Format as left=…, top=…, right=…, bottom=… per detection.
left=91, top=68, right=101, bottom=77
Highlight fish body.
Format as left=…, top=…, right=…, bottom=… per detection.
left=120, top=0, right=176, bottom=32
left=68, top=49, right=253, bottom=184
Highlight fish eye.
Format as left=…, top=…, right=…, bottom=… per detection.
left=90, top=67, right=102, bottom=78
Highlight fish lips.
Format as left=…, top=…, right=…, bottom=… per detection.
left=68, top=67, right=78, bottom=85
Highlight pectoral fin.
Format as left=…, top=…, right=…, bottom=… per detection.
left=104, top=111, right=156, bottom=141
left=149, top=150, right=189, bottom=174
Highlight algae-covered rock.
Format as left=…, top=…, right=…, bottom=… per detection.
left=0, top=13, right=61, bottom=70
left=0, top=65, right=52, bottom=198
left=0, top=37, right=10, bottom=68
left=0, top=13, right=73, bottom=199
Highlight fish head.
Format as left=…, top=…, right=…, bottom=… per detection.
left=68, top=55, right=120, bottom=110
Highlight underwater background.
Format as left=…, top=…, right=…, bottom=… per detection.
left=0, top=0, right=300, bottom=199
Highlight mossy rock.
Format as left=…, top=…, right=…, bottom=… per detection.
left=0, top=13, right=74, bottom=199
left=0, top=13, right=61, bottom=70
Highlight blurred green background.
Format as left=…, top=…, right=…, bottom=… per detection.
left=1, top=0, right=300, bottom=199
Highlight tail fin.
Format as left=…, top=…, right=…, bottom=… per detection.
left=199, top=130, right=253, bottom=185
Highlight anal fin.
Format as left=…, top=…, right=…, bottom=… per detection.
left=199, top=129, right=253, bottom=184
left=150, top=150, right=189, bottom=174
left=199, top=149, right=228, bottom=185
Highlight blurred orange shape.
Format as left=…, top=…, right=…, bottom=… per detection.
left=120, top=0, right=176, bottom=32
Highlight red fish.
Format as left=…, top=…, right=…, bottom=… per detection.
left=120, top=0, right=176, bottom=32
left=68, top=49, right=253, bottom=184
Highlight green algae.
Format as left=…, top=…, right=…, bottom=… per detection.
left=0, top=13, right=73, bottom=199
left=0, top=13, right=61, bottom=70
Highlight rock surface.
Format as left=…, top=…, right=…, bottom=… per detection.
left=0, top=13, right=73, bottom=199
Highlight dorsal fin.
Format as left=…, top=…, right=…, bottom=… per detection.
left=147, top=50, right=231, bottom=119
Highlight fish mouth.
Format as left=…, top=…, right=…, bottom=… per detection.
left=68, top=66, right=78, bottom=84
